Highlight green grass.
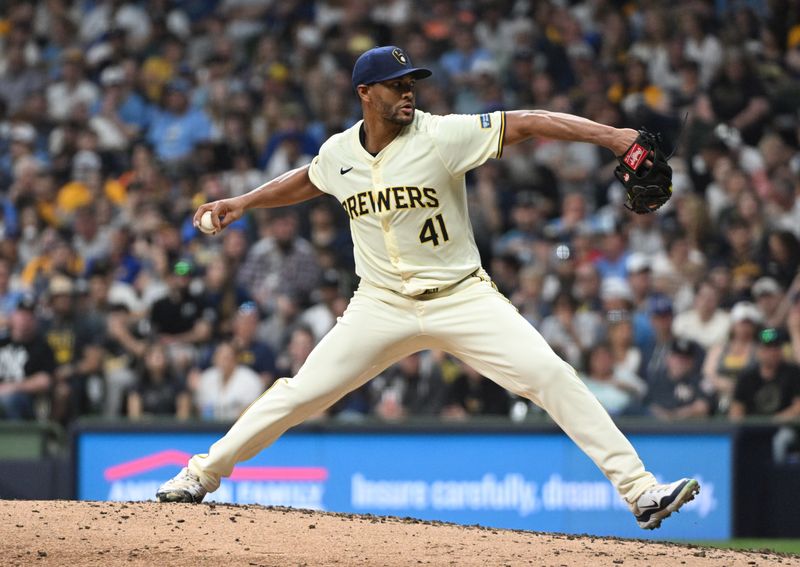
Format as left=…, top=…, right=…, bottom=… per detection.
left=691, top=539, right=800, bottom=555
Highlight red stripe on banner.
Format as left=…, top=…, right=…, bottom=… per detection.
left=230, top=467, right=329, bottom=482
left=104, top=449, right=193, bottom=481
left=104, top=449, right=328, bottom=482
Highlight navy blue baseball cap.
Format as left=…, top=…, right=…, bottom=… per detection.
left=352, top=46, right=432, bottom=92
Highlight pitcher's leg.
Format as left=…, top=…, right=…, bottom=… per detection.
left=432, top=282, right=656, bottom=503
left=189, top=290, right=423, bottom=492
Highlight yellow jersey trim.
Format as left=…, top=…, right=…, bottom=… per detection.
left=496, top=111, right=506, bottom=159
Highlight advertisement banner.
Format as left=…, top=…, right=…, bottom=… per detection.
left=76, top=430, right=731, bottom=539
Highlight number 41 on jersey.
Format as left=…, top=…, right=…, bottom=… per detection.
left=419, top=214, right=449, bottom=246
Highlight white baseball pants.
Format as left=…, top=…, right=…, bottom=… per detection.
left=189, top=271, right=656, bottom=503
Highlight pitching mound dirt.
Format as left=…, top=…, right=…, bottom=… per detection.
left=1, top=500, right=797, bottom=566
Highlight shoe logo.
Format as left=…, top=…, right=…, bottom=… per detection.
left=340, top=166, right=353, bottom=175
left=638, top=498, right=660, bottom=510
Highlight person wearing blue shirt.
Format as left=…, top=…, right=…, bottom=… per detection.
left=147, top=78, right=213, bottom=164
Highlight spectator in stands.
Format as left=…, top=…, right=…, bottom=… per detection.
left=494, top=191, right=543, bottom=266
left=0, top=258, right=24, bottom=333
left=370, top=352, right=447, bottom=420
left=581, top=342, right=647, bottom=416
left=0, top=298, right=55, bottom=420
left=257, top=291, right=302, bottom=354
left=20, top=230, right=83, bottom=295
left=626, top=253, right=657, bottom=350
left=702, top=301, right=761, bottom=414
left=238, top=209, right=321, bottom=310
left=442, top=360, right=510, bottom=419
left=42, top=275, right=103, bottom=422
left=126, top=342, right=191, bottom=420
left=147, top=78, right=214, bottom=167
left=788, top=285, right=800, bottom=363
left=607, top=312, right=642, bottom=378
left=544, top=192, right=594, bottom=243
left=72, top=204, right=111, bottom=264
left=751, top=276, right=784, bottom=329
left=673, top=280, right=731, bottom=350
left=102, top=303, right=146, bottom=418
left=201, top=254, right=251, bottom=338
left=149, top=258, right=214, bottom=370
left=510, top=266, right=547, bottom=327
left=46, top=48, right=99, bottom=122
left=650, top=229, right=705, bottom=310
left=540, top=291, right=604, bottom=370
left=299, top=270, right=346, bottom=342
left=730, top=328, right=800, bottom=420
left=439, top=24, right=493, bottom=87
left=274, top=325, right=315, bottom=380
left=192, top=341, right=263, bottom=421
left=644, top=338, right=712, bottom=420
left=640, top=294, right=677, bottom=384
left=573, top=262, right=603, bottom=314
left=698, top=49, right=769, bottom=146
left=0, top=42, right=47, bottom=115
left=89, top=65, right=147, bottom=154
left=229, top=301, right=276, bottom=387
left=762, top=230, right=800, bottom=290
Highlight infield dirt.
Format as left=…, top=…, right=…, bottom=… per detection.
left=1, top=500, right=797, bottom=566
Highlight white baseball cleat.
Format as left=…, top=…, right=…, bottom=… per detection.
left=632, top=478, right=700, bottom=530
left=156, top=467, right=207, bottom=503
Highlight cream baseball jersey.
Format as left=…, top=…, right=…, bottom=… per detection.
left=308, top=110, right=505, bottom=296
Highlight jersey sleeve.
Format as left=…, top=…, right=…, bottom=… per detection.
left=307, top=154, right=330, bottom=194
left=307, top=137, right=338, bottom=195
left=430, top=111, right=505, bottom=177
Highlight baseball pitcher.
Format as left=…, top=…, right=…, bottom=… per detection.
left=157, top=46, right=696, bottom=530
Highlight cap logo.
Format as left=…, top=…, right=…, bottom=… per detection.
left=392, top=48, right=407, bottom=65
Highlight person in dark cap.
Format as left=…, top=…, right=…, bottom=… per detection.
left=643, top=337, right=712, bottom=420
left=163, top=44, right=700, bottom=531
left=149, top=258, right=214, bottom=372
left=299, top=269, right=346, bottom=341
left=0, top=297, right=56, bottom=420
left=640, top=294, right=677, bottom=384
left=42, top=275, right=104, bottom=422
left=730, top=328, right=800, bottom=420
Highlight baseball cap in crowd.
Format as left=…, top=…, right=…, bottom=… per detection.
left=72, top=150, right=102, bottom=174
left=601, top=277, right=633, bottom=302
left=648, top=294, right=673, bottom=316
left=320, top=269, right=340, bottom=289
left=670, top=337, right=700, bottom=358
left=752, top=276, right=782, bottom=298
left=100, top=65, right=125, bottom=87
left=758, top=327, right=788, bottom=347
left=626, top=252, right=651, bottom=274
left=172, top=259, right=194, bottom=276
left=351, top=46, right=432, bottom=91
left=730, top=301, right=763, bottom=325
left=16, top=295, right=36, bottom=312
left=165, top=78, right=192, bottom=94
left=514, top=191, right=545, bottom=208
left=9, top=123, right=36, bottom=145
left=49, top=275, right=75, bottom=297
left=237, top=300, right=260, bottom=317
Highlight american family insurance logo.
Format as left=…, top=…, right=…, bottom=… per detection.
left=103, top=449, right=328, bottom=509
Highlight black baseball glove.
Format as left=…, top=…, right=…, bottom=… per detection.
left=614, top=129, right=673, bottom=214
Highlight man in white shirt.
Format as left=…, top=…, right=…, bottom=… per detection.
left=672, top=281, right=731, bottom=350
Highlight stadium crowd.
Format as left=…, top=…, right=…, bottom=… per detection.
left=0, top=0, right=799, bottom=430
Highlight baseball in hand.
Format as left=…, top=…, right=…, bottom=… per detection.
left=198, top=211, right=217, bottom=235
